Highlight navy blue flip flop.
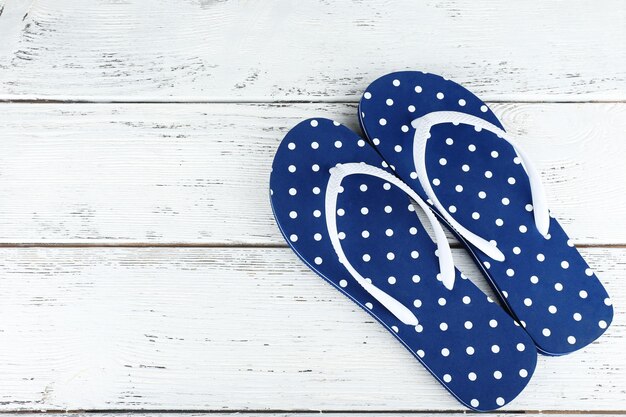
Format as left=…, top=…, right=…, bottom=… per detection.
left=358, top=71, right=613, bottom=356
left=270, top=118, right=537, bottom=411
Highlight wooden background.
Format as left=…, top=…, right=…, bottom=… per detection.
left=0, top=0, right=625, bottom=415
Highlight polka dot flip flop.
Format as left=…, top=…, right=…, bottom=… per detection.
left=358, top=71, right=614, bottom=356
left=270, top=118, right=537, bottom=411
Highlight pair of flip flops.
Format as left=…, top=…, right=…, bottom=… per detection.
left=269, top=72, right=613, bottom=411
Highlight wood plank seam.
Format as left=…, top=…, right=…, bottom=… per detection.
left=1, top=100, right=626, bottom=104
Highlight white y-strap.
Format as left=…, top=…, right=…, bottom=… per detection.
left=411, top=111, right=550, bottom=262
left=325, top=162, right=456, bottom=326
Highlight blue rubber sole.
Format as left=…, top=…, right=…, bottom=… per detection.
left=358, top=71, right=614, bottom=356
left=270, top=118, right=537, bottom=410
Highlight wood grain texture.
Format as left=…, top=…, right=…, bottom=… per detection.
left=0, top=1, right=624, bottom=413
left=0, top=247, right=622, bottom=411
left=0, top=0, right=624, bottom=101
left=0, top=102, right=624, bottom=245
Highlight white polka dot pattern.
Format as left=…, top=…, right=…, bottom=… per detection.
left=359, top=71, right=614, bottom=357
left=270, top=118, right=537, bottom=411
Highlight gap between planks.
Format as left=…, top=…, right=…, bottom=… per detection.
left=0, top=243, right=623, bottom=249
left=0, top=411, right=624, bottom=415
left=1, top=99, right=626, bottom=105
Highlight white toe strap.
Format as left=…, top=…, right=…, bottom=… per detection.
left=325, top=162, right=456, bottom=326
left=411, top=111, right=550, bottom=262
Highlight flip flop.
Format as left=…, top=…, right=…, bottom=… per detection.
left=270, top=118, right=537, bottom=411
left=358, top=71, right=613, bottom=355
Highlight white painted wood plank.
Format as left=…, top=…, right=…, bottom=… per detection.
left=0, top=0, right=624, bottom=101
left=0, top=102, right=624, bottom=245
left=0, top=247, right=622, bottom=411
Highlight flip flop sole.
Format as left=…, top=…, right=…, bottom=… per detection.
left=359, top=71, right=613, bottom=355
left=270, top=118, right=537, bottom=410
